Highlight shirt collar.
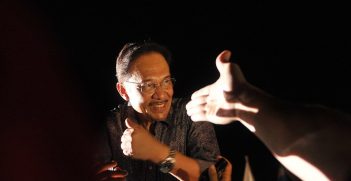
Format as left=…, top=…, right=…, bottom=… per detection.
left=123, top=101, right=175, bottom=128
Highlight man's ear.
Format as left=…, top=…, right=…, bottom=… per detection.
left=116, top=82, right=129, bottom=101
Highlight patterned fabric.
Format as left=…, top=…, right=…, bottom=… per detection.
left=94, top=98, right=220, bottom=181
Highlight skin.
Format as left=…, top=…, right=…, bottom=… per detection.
left=99, top=52, right=203, bottom=181
left=208, top=156, right=232, bottom=181
left=186, top=50, right=351, bottom=181
left=117, top=52, right=173, bottom=128
left=95, top=161, right=128, bottom=181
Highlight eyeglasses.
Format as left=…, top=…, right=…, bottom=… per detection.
left=124, top=77, right=176, bottom=94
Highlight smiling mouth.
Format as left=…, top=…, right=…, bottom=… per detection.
left=150, top=100, right=168, bottom=109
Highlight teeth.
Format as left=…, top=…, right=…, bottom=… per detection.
left=151, top=101, right=166, bottom=107
left=153, top=103, right=164, bottom=107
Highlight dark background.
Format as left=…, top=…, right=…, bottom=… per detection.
left=2, top=0, right=350, bottom=180
left=32, top=0, right=351, bottom=113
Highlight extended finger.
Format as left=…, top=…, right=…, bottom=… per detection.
left=216, top=108, right=238, bottom=118
left=217, top=107, right=257, bottom=122
left=186, top=95, right=207, bottom=110
left=186, top=103, right=206, bottom=117
left=125, top=118, right=137, bottom=128
left=95, top=170, right=127, bottom=181
left=111, top=169, right=128, bottom=178
left=221, top=157, right=232, bottom=181
left=208, top=165, right=218, bottom=181
left=190, top=112, right=208, bottom=122
left=215, top=50, right=235, bottom=92
left=210, top=156, right=232, bottom=181
left=96, top=161, right=118, bottom=174
left=191, top=85, right=211, bottom=99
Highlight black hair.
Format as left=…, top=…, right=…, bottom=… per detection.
left=115, top=41, right=172, bottom=82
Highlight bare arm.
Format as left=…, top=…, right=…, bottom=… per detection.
left=186, top=50, right=351, bottom=181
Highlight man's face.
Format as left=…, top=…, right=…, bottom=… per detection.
left=122, top=52, right=174, bottom=121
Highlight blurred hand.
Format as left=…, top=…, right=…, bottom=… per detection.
left=186, top=50, right=258, bottom=127
left=208, top=156, right=232, bottom=181
left=95, top=161, right=128, bottom=181
left=122, top=118, right=168, bottom=162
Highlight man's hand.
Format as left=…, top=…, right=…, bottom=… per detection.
left=186, top=50, right=258, bottom=128
left=95, top=161, right=128, bottom=181
left=121, top=118, right=169, bottom=163
left=208, top=157, right=232, bottom=181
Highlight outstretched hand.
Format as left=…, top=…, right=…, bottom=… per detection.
left=186, top=50, right=258, bottom=126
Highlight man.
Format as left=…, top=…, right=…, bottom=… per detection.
left=94, top=42, right=220, bottom=181
left=186, top=50, right=351, bottom=181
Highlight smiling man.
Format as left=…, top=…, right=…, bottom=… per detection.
left=94, top=41, right=220, bottom=181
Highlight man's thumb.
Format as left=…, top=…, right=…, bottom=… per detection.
left=215, top=50, right=232, bottom=71
left=125, top=118, right=137, bottom=129
left=216, top=50, right=234, bottom=92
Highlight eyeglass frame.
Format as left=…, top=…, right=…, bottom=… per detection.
left=123, top=77, right=176, bottom=94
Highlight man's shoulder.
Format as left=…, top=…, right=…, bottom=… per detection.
left=108, top=102, right=128, bottom=115
left=104, top=102, right=128, bottom=125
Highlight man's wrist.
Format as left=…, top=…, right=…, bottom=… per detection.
left=158, top=148, right=176, bottom=173
left=149, top=143, right=169, bottom=163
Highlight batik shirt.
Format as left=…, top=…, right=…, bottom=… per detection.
left=94, top=98, right=220, bottom=181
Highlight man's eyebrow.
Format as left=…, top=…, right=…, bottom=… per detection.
left=141, top=76, right=171, bottom=83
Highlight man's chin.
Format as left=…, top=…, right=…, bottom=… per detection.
left=150, top=113, right=169, bottom=121
left=152, top=117, right=167, bottom=121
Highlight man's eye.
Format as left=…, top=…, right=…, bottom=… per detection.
left=163, top=79, right=172, bottom=86
left=144, top=82, right=154, bottom=88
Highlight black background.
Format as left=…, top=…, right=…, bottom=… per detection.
left=2, top=0, right=350, bottom=180
left=31, top=0, right=351, bottom=113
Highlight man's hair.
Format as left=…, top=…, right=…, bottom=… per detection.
left=116, top=41, right=172, bottom=82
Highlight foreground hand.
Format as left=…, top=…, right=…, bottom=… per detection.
left=208, top=156, right=232, bottom=181
left=186, top=50, right=258, bottom=125
left=95, top=161, right=128, bottom=181
left=121, top=118, right=168, bottom=162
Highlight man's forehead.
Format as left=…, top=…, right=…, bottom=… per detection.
left=128, top=54, right=170, bottom=81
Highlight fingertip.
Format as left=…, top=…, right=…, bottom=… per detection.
left=216, top=50, right=232, bottom=76
left=185, top=101, right=191, bottom=110
left=111, top=169, right=128, bottom=178
left=208, top=164, right=218, bottom=180
left=191, top=114, right=208, bottom=122
left=190, top=116, right=199, bottom=122
left=186, top=109, right=191, bottom=117
left=110, top=160, right=118, bottom=166
left=209, top=164, right=216, bottom=172
left=222, top=50, right=232, bottom=62
left=216, top=50, right=232, bottom=63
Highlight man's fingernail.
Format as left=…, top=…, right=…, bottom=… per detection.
left=223, top=51, right=231, bottom=61
left=115, top=169, right=128, bottom=175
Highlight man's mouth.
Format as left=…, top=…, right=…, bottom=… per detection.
left=150, top=100, right=168, bottom=109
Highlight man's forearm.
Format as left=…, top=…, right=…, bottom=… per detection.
left=238, top=84, right=351, bottom=180
left=148, top=144, right=201, bottom=181
left=170, top=152, right=201, bottom=181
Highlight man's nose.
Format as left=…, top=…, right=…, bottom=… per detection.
left=152, top=85, right=167, bottom=98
